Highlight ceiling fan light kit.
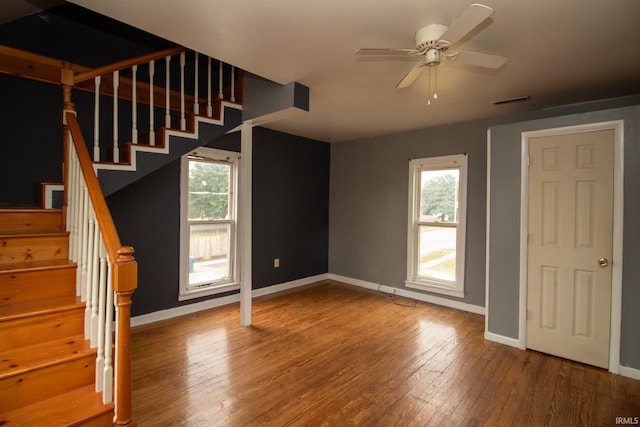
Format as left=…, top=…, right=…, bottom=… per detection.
left=356, top=3, right=507, bottom=104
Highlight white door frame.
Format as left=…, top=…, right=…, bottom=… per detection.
left=518, top=120, right=624, bottom=373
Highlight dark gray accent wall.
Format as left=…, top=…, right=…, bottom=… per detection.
left=252, top=127, right=329, bottom=288
left=107, top=127, right=329, bottom=316
left=488, top=105, right=640, bottom=370
left=330, top=122, right=489, bottom=306
left=0, top=75, right=63, bottom=206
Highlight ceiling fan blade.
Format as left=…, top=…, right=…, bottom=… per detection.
left=396, top=63, right=427, bottom=88
left=439, top=3, right=494, bottom=46
left=448, top=50, right=507, bottom=68
left=356, top=48, right=420, bottom=56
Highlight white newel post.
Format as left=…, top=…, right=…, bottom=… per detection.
left=149, top=60, right=155, bottom=145
left=165, top=55, right=171, bottom=128
left=193, top=52, right=200, bottom=115
left=93, top=76, right=101, bottom=161
left=240, top=122, right=253, bottom=326
left=132, top=64, right=138, bottom=144
left=112, top=70, right=119, bottom=163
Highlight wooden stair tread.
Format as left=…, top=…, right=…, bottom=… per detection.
left=0, top=229, right=68, bottom=238
left=0, top=334, right=94, bottom=380
left=0, top=208, right=62, bottom=214
left=0, top=296, right=83, bottom=320
left=0, top=258, right=76, bottom=273
left=0, top=384, right=114, bottom=426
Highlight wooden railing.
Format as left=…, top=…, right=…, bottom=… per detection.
left=1, top=44, right=244, bottom=426
left=66, top=111, right=136, bottom=426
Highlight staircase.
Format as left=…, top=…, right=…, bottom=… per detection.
left=0, top=208, right=114, bottom=426
left=0, top=43, right=243, bottom=426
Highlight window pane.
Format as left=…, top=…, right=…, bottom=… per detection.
left=418, top=225, right=457, bottom=282
left=420, top=169, right=459, bottom=223
left=189, top=223, right=231, bottom=286
left=188, top=160, right=230, bottom=220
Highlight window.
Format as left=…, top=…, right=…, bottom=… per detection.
left=180, top=147, right=239, bottom=300
left=406, top=154, right=467, bottom=297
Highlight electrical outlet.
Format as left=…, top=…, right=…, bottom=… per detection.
left=274, top=258, right=280, bottom=268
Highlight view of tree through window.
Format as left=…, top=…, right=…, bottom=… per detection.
left=418, top=169, right=459, bottom=282
left=187, top=159, right=233, bottom=287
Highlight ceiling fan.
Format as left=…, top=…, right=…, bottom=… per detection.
left=356, top=3, right=507, bottom=91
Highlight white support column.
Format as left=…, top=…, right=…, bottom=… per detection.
left=149, top=60, right=155, bottom=145
left=207, top=56, right=212, bottom=117
left=193, top=52, right=199, bottom=115
left=240, top=122, right=253, bottom=326
left=93, top=76, right=101, bottom=161
left=165, top=55, right=171, bottom=128
left=112, top=70, right=119, bottom=163
left=131, top=65, right=138, bottom=143
left=179, top=51, right=186, bottom=130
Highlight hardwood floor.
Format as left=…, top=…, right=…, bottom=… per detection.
left=131, top=280, right=640, bottom=426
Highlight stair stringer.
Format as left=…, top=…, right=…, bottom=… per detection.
left=95, top=102, right=242, bottom=197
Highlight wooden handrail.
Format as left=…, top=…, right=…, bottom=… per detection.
left=75, top=46, right=186, bottom=84
left=0, top=44, right=90, bottom=86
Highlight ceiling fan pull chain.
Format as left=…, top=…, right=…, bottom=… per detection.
left=433, top=66, right=438, bottom=100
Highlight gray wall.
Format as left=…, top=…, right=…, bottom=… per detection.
left=488, top=105, right=640, bottom=369
left=330, top=96, right=640, bottom=370
left=330, top=121, right=490, bottom=307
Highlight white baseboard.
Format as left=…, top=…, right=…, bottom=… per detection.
left=619, top=365, right=640, bottom=380
left=131, top=273, right=329, bottom=327
left=484, top=331, right=521, bottom=348
left=327, top=274, right=485, bottom=315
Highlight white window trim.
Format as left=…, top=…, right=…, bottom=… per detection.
left=179, top=146, right=240, bottom=301
left=406, top=154, right=468, bottom=298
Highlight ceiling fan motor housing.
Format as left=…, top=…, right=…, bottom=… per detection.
left=415, top=24, right=448, bottom=50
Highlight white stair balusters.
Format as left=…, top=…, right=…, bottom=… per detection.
left=112, top=70, right=120, bottom=163
left=149, top=60, right=155, bottom=145
left=87, top=50, right=239, bottom=167
left=193, top=52, right=200, bottom=115
left=180, top=51, right=186, bottom=131
left=207, top=56, right=213, bottom=117
left=165, top=55, right=171, bottom=128
left=132, top=65, right=138, bottom=144
left=231, top=66, right=236, bottom=103
left=219, top=61, right=224, bottom=99
left=94, top=76, right=101, bottom=161
left=66, top=126, right=116, bottom=405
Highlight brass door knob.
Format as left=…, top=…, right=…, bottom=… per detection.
left=598, top=257, right=609, bottom=268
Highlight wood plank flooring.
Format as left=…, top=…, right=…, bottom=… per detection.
left=131, top=280, right=640, bottom=426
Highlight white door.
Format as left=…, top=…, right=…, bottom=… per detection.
left=527, top=129, right=614, bottom=368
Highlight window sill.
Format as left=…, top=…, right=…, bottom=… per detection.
left=405, top=279, right=464, bottom=298
left=179, top=282, right=240, bottom=301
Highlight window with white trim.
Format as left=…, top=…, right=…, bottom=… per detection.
left=179, top=147, right=239, bottom=300
left=406, top=154, right=467, bottom=298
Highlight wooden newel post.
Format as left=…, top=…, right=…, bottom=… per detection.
left=113, top=246, right=137, bottom=427
left=61, top=62, right=75, bottom=227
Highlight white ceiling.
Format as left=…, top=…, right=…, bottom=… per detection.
left=8, top=0, right=640, bottom=142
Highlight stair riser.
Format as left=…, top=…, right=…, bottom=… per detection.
left=0, top=353, right=96, bottom=412
left=0, top=307, right=84, bottom=352
left=0, top=266, right=77, bottom=304
left=0, top=234, right=69, bottom=266
left=0, top=210, right=63, bottom=232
